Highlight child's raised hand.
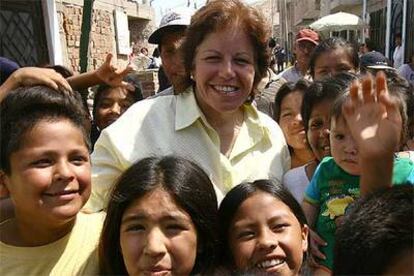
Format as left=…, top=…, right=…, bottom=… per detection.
left=95, top=53, right=135, bottom=91
left=342, top=72, right=402, bottom=159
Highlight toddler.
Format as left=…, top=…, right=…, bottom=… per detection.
left=302, top=76, right=414, bottom=274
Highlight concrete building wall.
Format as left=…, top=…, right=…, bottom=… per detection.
left=251, top=0, right=281, bottom=38
left=293, top=0, right=319, bottom=27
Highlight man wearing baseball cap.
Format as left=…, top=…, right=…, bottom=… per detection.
left=360, top=51, right=395, bottom=74
left=148, top=7, right=194, bottom=95
left=279, top=28, right=320, bottom=83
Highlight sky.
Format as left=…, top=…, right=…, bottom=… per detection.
left=152, top=0, right=259, bottom=25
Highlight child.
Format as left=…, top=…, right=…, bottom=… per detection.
left=334, top=185, right=413, bottom=275
left=274, top=79, right=314, bottom=169
left=218, top=180, right=309, bottom=275
left=99, top=156, right=219, bottom=275
left=90, top=78, right=143, bottom=148
left=287, top=72, right=357, bottom=204
left=302, top=74, right=414, bottom=274
left=309, top=37, right=359, bottom=81
left=334, top=72, right=413, bottom=274
left=0, top=85, right=103, bottom=275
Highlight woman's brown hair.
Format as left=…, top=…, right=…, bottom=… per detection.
left=181, top=0, right=271, bottom=101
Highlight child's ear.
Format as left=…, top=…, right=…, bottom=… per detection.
left=302, top=224, right=309, bottom=253
left=0, top=171, right=10, bottom=198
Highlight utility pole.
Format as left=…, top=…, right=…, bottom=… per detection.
left=271, top=0, right=274, bottom=38
left=362, top=0, right=367, bottom=43
left=282, top=0, right=288, bottom=60
left=402, top=0, right=407, bottom=62
left=385, top=0, right=392, bottom=58
left=79, top=0, right=95, bottom=73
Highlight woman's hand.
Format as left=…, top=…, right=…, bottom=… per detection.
left=342, top=72, right=402, bottom=159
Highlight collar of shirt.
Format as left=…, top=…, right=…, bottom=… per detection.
left=175, top=86, right=273, bottom=159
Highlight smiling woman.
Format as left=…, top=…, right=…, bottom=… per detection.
left=87, top=0, right=289, bottom=212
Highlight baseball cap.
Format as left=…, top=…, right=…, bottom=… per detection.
left=148, top=7, right=194, bottom=44
left=360, top=51, right=395, bottom=70
left=296, top=29, right=320, bottom=45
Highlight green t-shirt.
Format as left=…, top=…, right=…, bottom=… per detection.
left=304, top=156, right=414, bottom=271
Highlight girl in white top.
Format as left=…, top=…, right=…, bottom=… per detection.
left=273, top=80, right=315, bottom=202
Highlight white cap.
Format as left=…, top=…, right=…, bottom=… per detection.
left=148, top=7, right=194, bottom=44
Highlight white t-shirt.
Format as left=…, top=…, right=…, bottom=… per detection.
left=283, top=165, right=310, bottom=203
left=278, top=65, right=303, bottom=83
left=393, top=45, right=403, bottom=69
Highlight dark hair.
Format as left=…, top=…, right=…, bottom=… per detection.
left=218, top=179, right=308, bottom=267
left=268, top=37, right=276, bottom=48
left=0, top=85, right=90, bottom=174
left=43, top=65, right=90, bottom=115
left=44, top=65, right=74, bottom=78
left=301, top=72, right=358, bottom=133
left=334, top=185, right=413, bottom=275
left=309, top=37, right=359, bottom=78
left=331, top=73, right=410, bottom=150
left=181, top=0, right=270, bottom=100
left=387, top=72, right=413, bottom=145
left=274, top=79, right=310, bottom=122
left=158, top=27, right=187, bottom=53
left=99, top=156, right=219, bottom=275
left=152, top=47, right=160, bottom=58
left=92, top=80, right=143, bottom=122
left=330, top=92, right=348, bottom=123
left=365, top=39, right=376, bottom=51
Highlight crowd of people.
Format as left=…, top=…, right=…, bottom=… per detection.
left=0, top=0, right=413, bottom=275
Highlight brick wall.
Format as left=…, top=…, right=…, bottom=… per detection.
left=56, top=0, right=158, bottom=95
left=59, top=5, right=117, bottom=72
left=251, top=0, right=280, bottom=38
left=57, top=0, right=156, bottom=72
left=129, top=18, right=156, bottom=55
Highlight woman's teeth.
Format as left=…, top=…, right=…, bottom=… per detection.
left=213, top=85, right=238, bottom=93
left=256, top=258, right=284, bottom=269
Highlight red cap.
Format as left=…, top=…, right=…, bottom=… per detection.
left=296, top=29, right=320, bottom=45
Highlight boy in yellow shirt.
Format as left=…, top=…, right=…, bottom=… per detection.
left=0, top=85, right=103, bottom=275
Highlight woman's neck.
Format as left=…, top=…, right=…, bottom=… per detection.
left=195, top=91, right=245, bottom=131
left=195, top=91, right=245, bottom=157
left=1, top=212, right=75, bottom=247
left=291, top=148, right=315, bottom=169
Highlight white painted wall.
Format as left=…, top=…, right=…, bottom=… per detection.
left=43, top=0, right=64, bottom=65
